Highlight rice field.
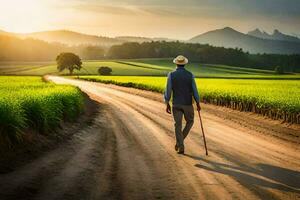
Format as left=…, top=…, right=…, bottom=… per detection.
left=0, top=76, right=83, bottom=146
left=2, top=59, right=299, bottom=79
left=78, top=76, right=300, bottom=124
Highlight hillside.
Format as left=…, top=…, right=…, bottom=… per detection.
left=189, top=27, right=300, bottom=54
left=0, top=30, right=18, bottom=37
left=0, top=33, right=107, bottom=61
left=0, top=29, right=177, bottom=46
left=19, top=30, right=176, bottom=46
left=0, top=34, right=70, bottom=61
left=19, top=30, right=123, bottom=46
left=115, top=36, right=175, bottom=43
left=115, top=36, right=153, bottom=43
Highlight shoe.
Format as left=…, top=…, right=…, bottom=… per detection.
left=177, top=147, right=184, bottom=154
left=175, top=144, right=178, bottom=151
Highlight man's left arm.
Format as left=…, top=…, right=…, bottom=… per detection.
left=192, top=75, right=201, bottom=111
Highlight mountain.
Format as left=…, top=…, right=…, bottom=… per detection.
left=271, top=29, right=300, bottom=43
left=115, top=36, right=153, bottom=43
left=248, top=29, right=300, bottom=43
left=189, top=27, right=300, bottom=54
left=247, top=29, right=273, bottom=40
left=0, top=29, right=16, bottom=37
left=0, top=29, right=176, bottom=46
left=115, top=36, right=176, bottom=43
left=19, top=30, right=123, bottom=47
left=2, top=28, right=300, bottom=55
left=15, top=30, right=175, bottom=46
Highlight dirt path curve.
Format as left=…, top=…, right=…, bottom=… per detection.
left=1, top=76, right=299, bottom=200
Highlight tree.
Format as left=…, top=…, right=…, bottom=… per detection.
left=98, top=67, right=112, bottom=75
left=56, top=52, right=82, bottom=75
left=275, top=66, right=284, bottom=74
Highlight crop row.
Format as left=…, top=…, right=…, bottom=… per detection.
left=78, top=76, right=300, bottom=124
left=0, top=76, right=83, bottom=146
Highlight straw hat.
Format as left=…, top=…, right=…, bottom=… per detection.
left=173, top=55, right=188, bottom=65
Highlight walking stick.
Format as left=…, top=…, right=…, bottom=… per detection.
left=197, top=110, right=208, bottom=156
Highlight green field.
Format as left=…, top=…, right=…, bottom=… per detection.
left=1, top=59, right=299, bottom=128
left=78, top=76, right=300, bottom=124
left=1, top=59, right=299, bottom=79
left=0, top=76, right=83, bottom=146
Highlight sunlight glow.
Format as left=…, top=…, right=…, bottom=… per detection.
left=0, top=0, right=49, bottom=33
left=0, top=0, right=298, bottom=39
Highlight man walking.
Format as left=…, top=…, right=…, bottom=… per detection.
left=164, top=55, right=201, bottom=154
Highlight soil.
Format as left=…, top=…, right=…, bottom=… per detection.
left=0, top=93, right=98, bottom=173
left=0, top=76, right=299, bottom=200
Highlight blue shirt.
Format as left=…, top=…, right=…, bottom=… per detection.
left=164, top=67, right=200, bottom=104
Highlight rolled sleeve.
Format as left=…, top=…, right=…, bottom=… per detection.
left=192, top=75, right=200, bottom=103
left=164, top=72, right=172, bottom=104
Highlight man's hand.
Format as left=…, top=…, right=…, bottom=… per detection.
left=166, top=103, right=171, bottom=114
left=196, top=102, right=201, bottom=111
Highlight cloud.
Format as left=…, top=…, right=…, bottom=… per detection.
left=58, top=0, right=300, bottom=38
left=71, top=4, right=143, bottom=16
left=70, top=0, right=300, bottom=23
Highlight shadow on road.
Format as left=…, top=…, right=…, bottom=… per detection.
left=184, top=154, right=300, bottom=197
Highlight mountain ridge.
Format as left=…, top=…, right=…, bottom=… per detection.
left=247, top=28, right=300, bottom=43
left=0, top=29, right=176, bottom=46
left=189, top=27, right=300, bottom=54
left=18, top=30, right=123, bottom=46
left=1, top=27, right=300, bottom=54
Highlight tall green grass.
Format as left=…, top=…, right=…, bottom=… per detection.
left=78, top=76, right=300, bottom=124
left=0, top=76, right=83, bottom=146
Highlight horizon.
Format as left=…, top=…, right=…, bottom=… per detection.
left=0, top=0, right=299, bottom=40
left=2, top=27, right=299, bottom=41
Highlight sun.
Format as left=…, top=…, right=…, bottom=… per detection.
left=0, top=0, right=48, bottom=33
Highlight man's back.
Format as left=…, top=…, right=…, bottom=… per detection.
left=170, top=68, right=193, bottom=105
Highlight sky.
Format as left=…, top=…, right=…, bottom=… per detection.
left=0, top=0, right=299, bottom=39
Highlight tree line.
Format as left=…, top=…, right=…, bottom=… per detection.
left=108, top=41, right=300, bottom=72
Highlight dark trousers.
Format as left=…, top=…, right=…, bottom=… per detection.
left=172, top=105, right=194, bottom=149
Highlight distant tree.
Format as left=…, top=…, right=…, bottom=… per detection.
left=98, top=67, right=112, bottom=75
left=56, top=52, right=82, bottom=75
left=275, top=66, right=285, bottom=74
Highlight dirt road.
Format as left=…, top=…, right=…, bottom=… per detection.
left=1, top=76, right=299, bottom=200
